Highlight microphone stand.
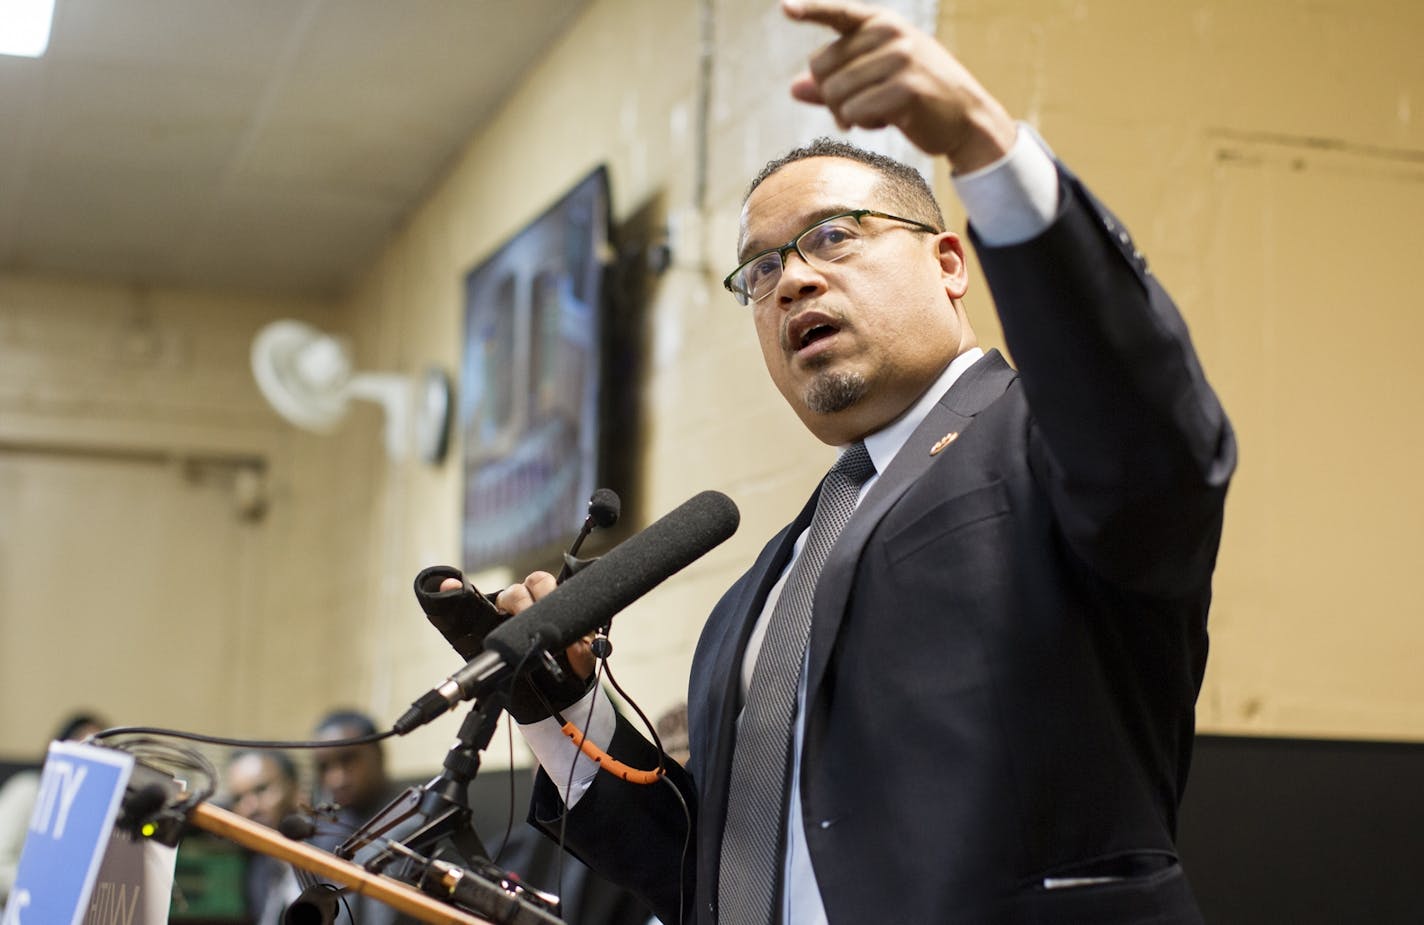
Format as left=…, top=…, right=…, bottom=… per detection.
left=186, top=801, right=492, bottom=925
left=335, top=695, right=562, bottom=923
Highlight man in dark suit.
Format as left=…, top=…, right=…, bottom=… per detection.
left=496, top=0, right=1235, bottom=922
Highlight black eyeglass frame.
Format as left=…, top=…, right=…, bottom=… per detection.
left=722, top=208, right=940, bottom=305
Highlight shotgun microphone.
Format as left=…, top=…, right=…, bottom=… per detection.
left=415, top=489, right=624, bottom=658
left=394, top=490, right=738, bottom=734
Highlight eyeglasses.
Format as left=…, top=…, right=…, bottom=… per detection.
left=723, top=209, right=939, bottom=306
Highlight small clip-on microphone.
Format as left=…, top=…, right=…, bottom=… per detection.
left=557, top=487, right=622, bottom=582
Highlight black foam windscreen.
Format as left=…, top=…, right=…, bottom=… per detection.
left=588, top=488, right=621, bottom=528
left=117, top=782, right=168, bottom=835
left=278, top=812, right=317, bottom=841
left=482, top=490, right=738, bottom=666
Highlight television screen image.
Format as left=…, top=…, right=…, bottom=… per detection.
left=459, top=167, right=611, bottom=572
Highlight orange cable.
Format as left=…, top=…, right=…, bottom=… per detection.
left=559, top=720, right=665, bottom=785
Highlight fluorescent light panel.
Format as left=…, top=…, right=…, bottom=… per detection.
left=0, top=0, right=56, bottom=58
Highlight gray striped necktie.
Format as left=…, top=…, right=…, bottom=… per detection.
left=716, top=441, right=876, bottom=924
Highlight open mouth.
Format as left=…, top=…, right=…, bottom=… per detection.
left=799, top=323, right=837, bottom=349
left=785, top=309, right=845, bottom=357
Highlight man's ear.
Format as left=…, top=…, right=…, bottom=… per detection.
left=936, top=232, right=969, bottom=300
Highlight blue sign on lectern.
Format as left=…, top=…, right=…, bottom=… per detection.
left=2, top=741, right=135, bottom=925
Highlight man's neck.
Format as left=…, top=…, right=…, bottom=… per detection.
left=860, top=347, right=985, bottom=474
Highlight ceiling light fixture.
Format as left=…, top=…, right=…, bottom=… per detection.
left=0, top=0, right=56, bottom=58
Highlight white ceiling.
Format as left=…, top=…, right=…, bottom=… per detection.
left=0, top=0, right=590, bottom=298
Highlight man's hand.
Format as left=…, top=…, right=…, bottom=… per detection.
left=783, top=0, right=1018, bottom=173
left=440, top=571, right=597, bottom=722
left=490, top=571, right=599, bottom=680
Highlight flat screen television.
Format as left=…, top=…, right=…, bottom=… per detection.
left=459, top=167, right=612, bottom=573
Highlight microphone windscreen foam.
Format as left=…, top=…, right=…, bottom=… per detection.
left=484, top=490, right=739, bottom=664
left=121, top=783, right=168, bottom=821
left=278, top=813, right=318, bottom=840
left=589, top=488, right=621, bottom=528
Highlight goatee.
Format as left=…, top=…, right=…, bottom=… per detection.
left=805, top=370, right=867, bottom=414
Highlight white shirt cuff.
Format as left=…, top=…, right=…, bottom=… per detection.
left=516, top=684, right=616, bottom=809
left=952, top=122, right=1060, bottom=246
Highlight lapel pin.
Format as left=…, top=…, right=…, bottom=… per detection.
left=930, top=431, right=960, bottom=455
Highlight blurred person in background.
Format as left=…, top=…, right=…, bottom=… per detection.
left=310, top=709, right=400, bottom=844
left=0, top=712, right=105, bottom=903
left=224, top=749, right=304, bottom=924
left=309, top=709, right=409, bottom=925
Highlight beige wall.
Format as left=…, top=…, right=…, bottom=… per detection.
left=2, top=0, right=1421, bottom=774
left=940, top=0, right=1424, bottom=739
left=0, top=274, right=368, bottom=751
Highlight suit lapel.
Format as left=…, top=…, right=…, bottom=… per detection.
left=803, top=350, right=1017, bottom=699
left=699, top=351, right=1015, bottom=869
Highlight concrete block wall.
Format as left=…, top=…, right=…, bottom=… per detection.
left=3, top=0, right=1421, bottom=776
left=339, top=0, right=1424, bottom=775
left=0, top=273, right=361, bottom=750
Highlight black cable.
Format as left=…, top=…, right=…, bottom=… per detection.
left=490, top=717, right=517, bottom=866
left=658, top=773, right=693, bottom=925
left=99, top=734, right=219, bottom=811
left=598, top=659, right=667, bottom=768
left=92, top=724, right=396, bottom=750
left=554, top=654, right=609, bottom=918
left=598, top=656, right=691, bottom=925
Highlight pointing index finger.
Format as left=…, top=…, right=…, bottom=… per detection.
left=782, top=0, right=874, bottom=35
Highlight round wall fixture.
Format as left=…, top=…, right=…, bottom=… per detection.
left=251, top=319, right=452, bottom=464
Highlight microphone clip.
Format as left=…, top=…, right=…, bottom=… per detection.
left=560, top=551, right=599, bottom=580
left=588, top=634, right=613, bottom=660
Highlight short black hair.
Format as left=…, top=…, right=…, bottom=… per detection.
left=54, top=712, right=104, bottom=742
left=746, top=138, right=946, bottom=232
left=227, top=748, right=298, bottom=783
left=313, top=709, right=378, bottom=738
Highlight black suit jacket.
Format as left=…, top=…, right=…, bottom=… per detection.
left=531, top=164, right=1235, bottom=924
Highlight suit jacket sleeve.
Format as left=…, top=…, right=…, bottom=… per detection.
left=971, top=163, right=1236, bottom=595
left=528, top=712, right=696, bottom=924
